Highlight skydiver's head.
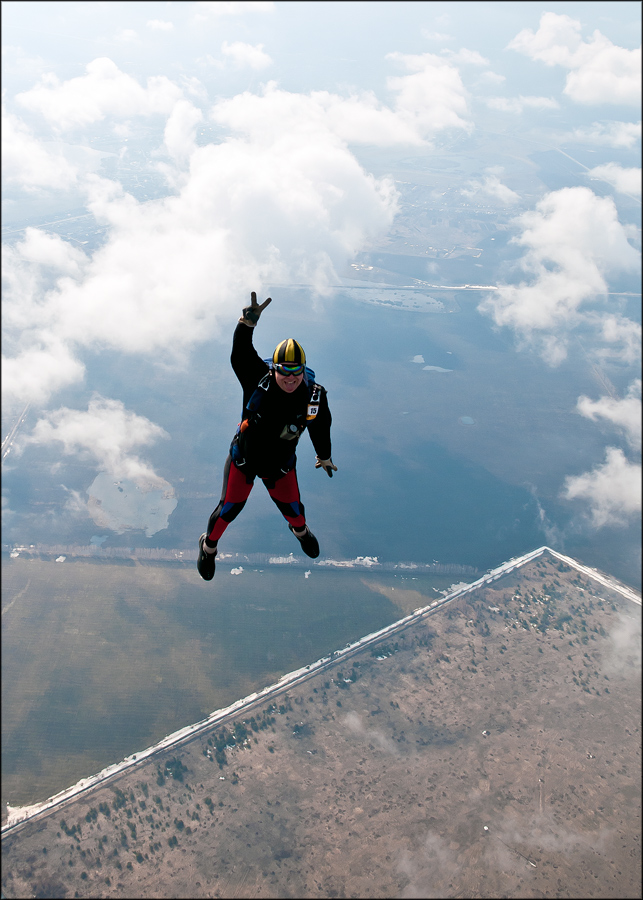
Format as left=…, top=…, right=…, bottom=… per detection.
left=273, top=339, right=306, bottom=393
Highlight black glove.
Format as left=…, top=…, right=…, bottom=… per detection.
left=239, top=291, right=272, bottom=327
left=315, top=457, right=337, bottom=477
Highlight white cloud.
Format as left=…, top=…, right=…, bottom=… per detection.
left=566, top=120, right=641, bottom=148
left=596, top=315, right=642, bottom=366
left=587, top=163, right=642, bottom=197
left=16, top=58, right=183, bottom=130
left=562, top=447, right=641, bottom=528
left=5, top=227, right=86, bottom=280
left=565, top=40, right=641, bottom=107
left=461, top=168, right=520, bottom=205
left=162, top=99, right=203, bottom=163
left=441, top=48, right=489, bottom=67
left=508, top=12, right=641, bottom=106
left=421, top=30, right=453, bottom=42
left=179, top=75, right=208, bottom=102
left=21, top=395, right=171, bottom=490
left=2, top=340, right=86, bottom=408
left=221, top=40, right=272, bottom=70
left=478, top=187, right=639, bottom=364
left=211, top=81, right=425, bottom=146
left=386, top=51, right=473, bottom=138
left=508, top=12, right=584, bottom=66
left=1, top=230, right=91, bottom=405
left=2, top=105, right=77, bottom=191
left=485, top=95, right=559, bottom=114
left=475, top=70, right=506, bottom=86
left=147, top=19, right=174, bottom=31
left=2, top=228, right=87, bottom=322
left=576, top=380, right=642, bottom=451
left=3, top=79, right=405, bottom=410
left=19, top=175, right=244, bottom=355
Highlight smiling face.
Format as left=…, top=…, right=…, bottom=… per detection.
left=274, top=370, right=304, bottom=393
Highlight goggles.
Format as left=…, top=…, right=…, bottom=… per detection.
left=274, top=364, right=304, bottom=377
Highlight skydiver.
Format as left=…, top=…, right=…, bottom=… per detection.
left=197, top=292, right=337, bottom=580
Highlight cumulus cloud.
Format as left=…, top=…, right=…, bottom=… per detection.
left=508, top=12, right=641, bottom=106
left=562, top=447, right=641, bottom=528
left=216, top=81, right=430, bottom=148
left=211, top=81, right=426, bottom=145
left=485, top=95, right=559, bottom=114
left=595, top=314, right=642, bottom=366
left=509, top=11, right=584, bottom=66
left=461, top=167, right=520, bottom=205
left=16, top=57, right=183, bottom=130
left=386, top=51, right=473, bottom=137
left=162, top=98, right=203, bottom=163
left=478, top=187, right=640, bottom=365
left=474, top=70, right=506, bottom=86
left=441, top=48, right=489, bottom=67
left=221, top=40, right=272, bottom=69
left=587, top=163, right=642, bottom=197
left=3, top=73, right=407, bottom=409
left=563, top=43, right=641, bottom=107
left=421, top=29, right=454, bottom=42
left=2, top=341, right=86, bottom=408
left=20, top=395, right=171, bottom=490
left=2, top=105, right=77, bottom=191
left=565, top=120, right=641, bottom=148
left=576, top=380, right=642, bottom=450
left=1, top=230, right=91, bottom=405
left=2, top=228, right=86, bottom=308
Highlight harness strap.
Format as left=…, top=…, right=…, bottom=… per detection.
left=238, top=371, right=322, bottom=436
left=237, top=371, right=271, bottom=434
left=246, top=372, right=271, bottom=413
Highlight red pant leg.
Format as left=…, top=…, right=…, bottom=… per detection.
left=263, top=468, right=306, bottom=529
left=207, top=456, right=255, bottom=543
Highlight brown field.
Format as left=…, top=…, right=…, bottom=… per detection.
left=2, top=551, right=641, bottom=899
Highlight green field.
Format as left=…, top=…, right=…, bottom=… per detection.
left=2, top=556, right=458, bottom=806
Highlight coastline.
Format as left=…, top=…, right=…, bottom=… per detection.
left=4, top=544, right=639, bottom=837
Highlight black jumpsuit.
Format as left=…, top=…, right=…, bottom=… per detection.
left=204, top=323, right=332, bottom=547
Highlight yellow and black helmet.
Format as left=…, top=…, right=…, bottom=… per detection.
left=272, top=338, right=306, bottom=369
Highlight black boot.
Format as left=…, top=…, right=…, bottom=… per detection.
left=197, top=533, right=217, bottom=580
left=289, top=525, right=320, bottom=559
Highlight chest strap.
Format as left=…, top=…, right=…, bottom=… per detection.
left=238, top=373, right=321, bottom=435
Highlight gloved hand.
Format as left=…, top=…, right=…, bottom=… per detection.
left=315, top=457, right=337, bottom=477
left=239, top=291, right=272, bottom=327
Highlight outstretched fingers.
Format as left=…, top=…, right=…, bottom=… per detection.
left=250, top=291, right=272, bottom=311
